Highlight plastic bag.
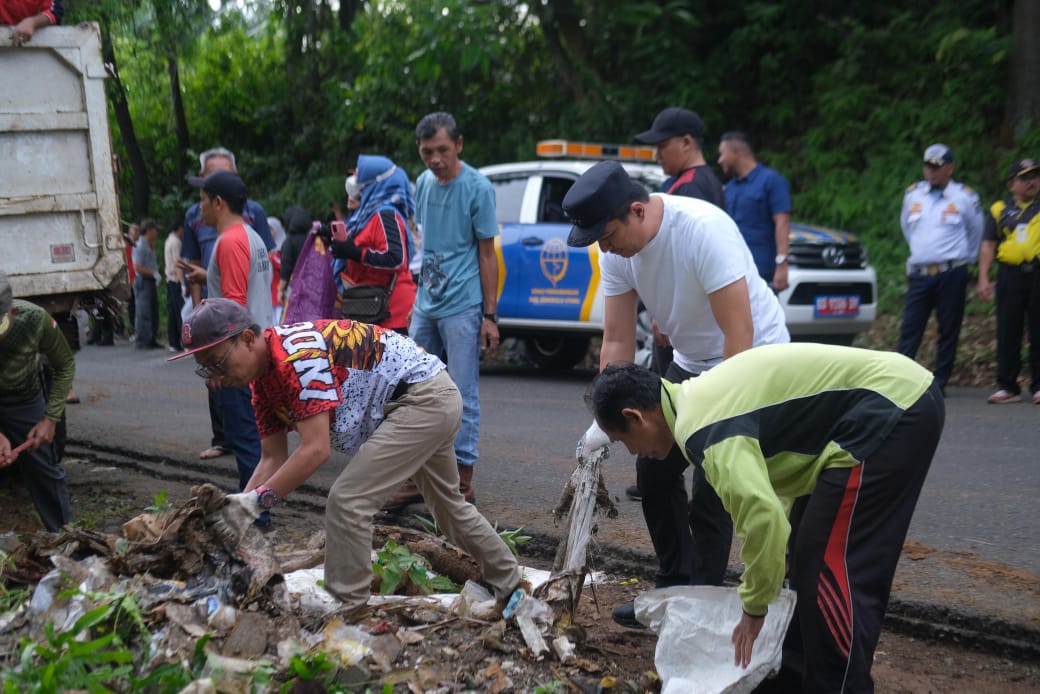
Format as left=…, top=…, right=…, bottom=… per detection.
left=635, top=585, right=797, bottom=694
left=284, top=229, right=337, bottom=324
left=180, top=295, right=194, bottom=323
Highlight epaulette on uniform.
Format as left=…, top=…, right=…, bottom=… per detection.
left=905, top=182, right=923, bottom=194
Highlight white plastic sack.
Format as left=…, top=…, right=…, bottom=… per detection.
left=281, top=564, right=601, bottom=620
left=635, top=585, right=797, bottom=694
left=181, top=295, right=194, bottom=323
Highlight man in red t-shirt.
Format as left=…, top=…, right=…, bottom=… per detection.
left=2, top=1, right=63, bottom=45
left=171, top=298, right=522, bottom=619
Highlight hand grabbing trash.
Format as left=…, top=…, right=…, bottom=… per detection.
left=575, top=419, right=610, bottom=461
left=208, top=491, right=261, bottom=547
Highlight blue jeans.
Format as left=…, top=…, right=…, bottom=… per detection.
left=409, top=303, right=482, bottom=467
left=217, top=385, right=262, bottom=489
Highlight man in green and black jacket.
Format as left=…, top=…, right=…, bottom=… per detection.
left=0, top=270, right=74, bottom=531
left=585, top=343, right=944, bottom=693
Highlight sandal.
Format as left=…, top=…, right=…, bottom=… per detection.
left=199, top=446, right=230, bottom=460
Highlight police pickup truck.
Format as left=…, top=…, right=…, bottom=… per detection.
left=482, top=140, right=877, bottom=370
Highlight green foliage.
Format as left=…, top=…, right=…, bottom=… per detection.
left=762, top=5, right=1016, bottom=314
left=0, top=588, right=221, bottom=693
left=372, top=540, right=460, bottom=595
left=3, top=602, right=142, bottom=692
left=3, top=614, right=135, bottom=693
left=0, top=551, right=29, bottom=614
left=495, top=523, right=532, bottom=558
left=144, top=489, right=172, bottom=514
left=277, top=650, right=375, bottom=693
left=415, top=515, right=531, bottom=558
left=533, top=681, right=566, bottom=694
left=344, top=0, right=552, bottom=173
left=73, top=0, right=1040, bottom=326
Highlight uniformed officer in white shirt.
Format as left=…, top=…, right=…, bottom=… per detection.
left=897, top=143, right=984, bottom=393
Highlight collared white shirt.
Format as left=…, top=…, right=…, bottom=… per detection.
left=900, top=180, right=984, bottom=266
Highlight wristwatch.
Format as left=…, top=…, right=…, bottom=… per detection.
left=774, top=254, right=789, bottom=265
left=255, top=484, right=280, bottom=510
left=482, top=312, right=499, bottom=324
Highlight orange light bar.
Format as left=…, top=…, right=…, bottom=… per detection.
left=536, top=139, right=657, bottom=163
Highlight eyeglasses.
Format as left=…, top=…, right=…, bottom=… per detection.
left=194, top=337, right=238, bottom=379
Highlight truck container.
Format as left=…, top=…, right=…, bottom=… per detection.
left=0, top=22, right=126, bottom=342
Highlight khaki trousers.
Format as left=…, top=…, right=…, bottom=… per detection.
left=323, top=370, right=520, bottom=611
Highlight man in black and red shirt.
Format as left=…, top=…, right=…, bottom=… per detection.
left=635, top=107, right=726, bottom=208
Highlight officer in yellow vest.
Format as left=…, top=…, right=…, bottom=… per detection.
left=978, top=158, right=1040, bottom=404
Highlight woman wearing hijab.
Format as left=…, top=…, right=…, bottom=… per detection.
left=330, top=155, right=418, bottom=334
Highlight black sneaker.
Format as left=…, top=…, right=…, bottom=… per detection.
left=611, top=601, right=646, bottom=629
left=625, top=484, right=642, bottom=501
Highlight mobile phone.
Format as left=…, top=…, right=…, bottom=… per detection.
left=330, top=220, right=348, bottom=242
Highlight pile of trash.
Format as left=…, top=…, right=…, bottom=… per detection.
left=1, top=480, right=796, bottom=693
left=0, top=484, right=614, bottom=692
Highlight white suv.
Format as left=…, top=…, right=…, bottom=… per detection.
left=481, top=157, right=877, bottom=369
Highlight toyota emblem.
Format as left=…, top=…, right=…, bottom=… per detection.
left=822, top=245, right=846, bottom=267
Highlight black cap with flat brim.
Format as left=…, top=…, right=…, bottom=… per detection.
left=564, top=161, right=638, bottom=247
left=186, top=170, right=247, bottom=207
left=1006, top=158, right=1039, bottom=181
left=634, top=107, right=705, bottom=145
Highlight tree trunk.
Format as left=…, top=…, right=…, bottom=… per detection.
left=101, top=23, right=150, bottom=220
left=1009, top=0, right=1040, bottom=135
left=167, top=55, right=191, bottom=172
left=531, top=0, right=599, bottom=105
left=338, top=0, right=364, bottom=34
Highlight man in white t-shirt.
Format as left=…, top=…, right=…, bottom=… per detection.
left=565, top=161, right=789, bottom=628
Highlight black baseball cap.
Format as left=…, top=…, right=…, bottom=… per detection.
left=634, top=107, right=705, bottom=145
left=923, top=144, right=954, bottom=167
left=185, top=170, right=248, bottom=207
left=564, top=161, right=640, bottom=247
left=168, top=298, right=253, bottom=360
left=1006, top=158, right=1039, bottom=181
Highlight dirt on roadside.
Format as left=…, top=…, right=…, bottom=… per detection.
left=1, top=453, right=1038, bottom=693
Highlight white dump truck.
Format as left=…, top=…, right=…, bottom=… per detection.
left=0, top=22, right=126, bottom=344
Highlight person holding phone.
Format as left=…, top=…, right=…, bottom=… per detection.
left=328, top=155, right=417, bottom=335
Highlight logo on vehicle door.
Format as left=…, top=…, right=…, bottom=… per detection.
left=821, top=245, right=846, bottom=268
left=540, top=238, right=569, bottom=286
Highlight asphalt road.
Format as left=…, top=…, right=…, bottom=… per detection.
left=64, top=339, right=1039, bottom=649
